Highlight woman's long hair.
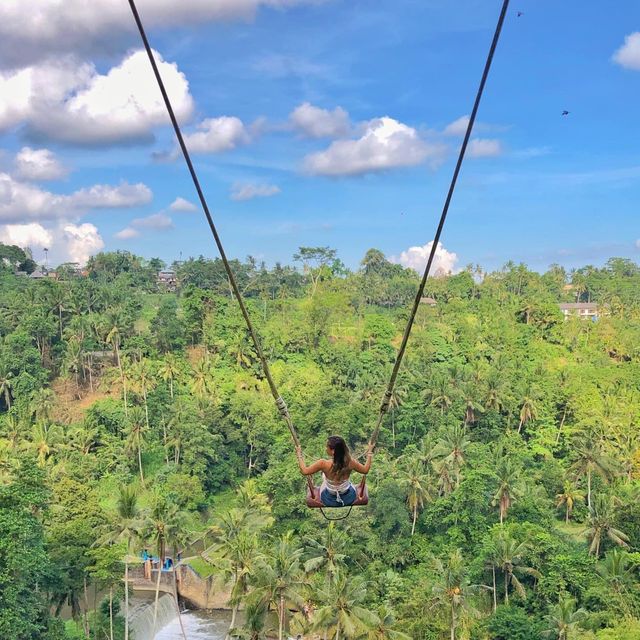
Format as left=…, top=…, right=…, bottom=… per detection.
left=328, top=435, right=351, bottom=474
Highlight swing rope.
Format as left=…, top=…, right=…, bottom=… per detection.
left=127, top=0, right=314, bottom=494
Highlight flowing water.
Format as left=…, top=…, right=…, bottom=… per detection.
left=153, top=608, right=232, bottom=639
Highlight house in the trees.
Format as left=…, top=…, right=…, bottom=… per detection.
left=558, top=302, right=599, bottom=321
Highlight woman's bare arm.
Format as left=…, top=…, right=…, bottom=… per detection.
left=295, top=446, right=329, bottom=476
left=350, top=452, right=373, bottom=474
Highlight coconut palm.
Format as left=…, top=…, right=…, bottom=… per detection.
left=492, top=531, right=541, bottom=604
left=0, top=364, right=14, bottom=409
left=597, top=549, right=636, bottom=617
left=97, top=485, right=143, bottom=640
left=158, top=353, right=182, bottom=400
left=583, top=494, right=629, bottom=557
left=542, top=597, right=587, bottom=639
left=428, top=549, right=480, bottom=640
left=362, top=605, right=411, bottom=640
left=252, top=532, right=306, bottom=640
left=396, top=457, right=434, bottom=536
left=130, top=358, right=155, bottom=429
left=517, top=394, right=538, bottom=433
left=203, top=501, right=271, bottom=640
left=313, top=571, right=379, bottom=640
left=432, top=425, right=470, bottom=488
left=555, top=481, right=584, bottom=524
left=125, top=406, right=147, bottom=485
left=570, top=438, right=616, bottom=510
left=492, top=457, right=522, bottom=524
left=303, top=522, right=349, bottom=578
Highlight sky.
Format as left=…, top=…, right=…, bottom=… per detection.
left=0, top=0, right=638, bottom=274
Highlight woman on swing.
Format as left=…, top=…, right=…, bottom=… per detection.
left=296, top=436, right=373, bottom=507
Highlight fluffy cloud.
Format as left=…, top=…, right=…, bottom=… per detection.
left=181, top=117, right=250, bottom=155
left=636, top=239, right=640, bottom=249
left=468, top=138, right=503, bottom=158
left=390, top=241, right=458, bottom=275
left=132, top=213, right=173, bottom=230
left=0, top=222, right=53, bottom=249
left=0, top=50, right=193, bottom=145
left=115, top=227, right=140, bottom=240
left=230, top=182, right=281, bottom=201
left=612, top=32, right=640, bottom=70
left=0, top=0, right=327, bottom=68
left=14, top=147, right=68, bottom=181
left=443, top=115, right=470, bottom=136
left=115, top=212, right=173, bottom=240
left=0, top=221, right=104, bottom=265
left=304, top=117, right=446, bottom=177
left=169, top=197, right=197, bottom=212
left=62, top=223, right=105, bottom=264
left=0, top=173, right=152, bottom=223
left=289, top=102, right=351, bottom=138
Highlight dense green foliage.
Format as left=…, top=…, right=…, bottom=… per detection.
left=0, top=247, right=639, bottom=639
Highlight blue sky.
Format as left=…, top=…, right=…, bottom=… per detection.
left=0, top=0, right=638, bottom=273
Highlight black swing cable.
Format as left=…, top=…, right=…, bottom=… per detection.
left=127, top=0, right=314, bottom=492
left=367, top=0, right=511, bottom=453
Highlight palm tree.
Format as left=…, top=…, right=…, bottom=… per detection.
left=543, top=597, right=587, bottom=639
left=249, top=533, right=305, bottom=640
left=159, top=353, right=182, bottom=400
left=29, top=421, right=60, bottom=468
left=583, top=494, right=629, bottom=557
left=126, top=407, right=147, bottom=485
left=304, top=522, right=349, bottom=578
left=517, top=394, right=538, bottom=433
left=428, top=550, right=480, bottom=640
left=191, top=357, right=215, bottom=400
left=492, top=457, right=522, bottom=524
left=462, top=382, right=483, bottom=426
left=570, top=439, right=616, bottom=509
left=313, top=571, right=379, bottom=640
left=396, top=457, right=433, bottom=535
left=493, top=531, right=541, bottom=605
left=555, top=481, right=584, bottom=524
left=432, top=425, right=470, bottom=488
left=98, top=485, right=143, bottom=640
left=131, top=358, right=156, bottom=429
left=597, top=549, right=636, bottom=617
left=363, top=605, right=411, bottom=640
left=0, top=364, right=14, bottom=409
left=484, top=374, right=507, bottom=413
left=428, top=376, right=453, bottom=414
left=203, top=501, right=271, bottom=640
left=30, top=388, right=55, bottom=423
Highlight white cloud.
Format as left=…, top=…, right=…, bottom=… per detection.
left=14, top=147, right=68, bottom=181
left=0, top=221, right=103, bottom=265
left=443, top=115, right=470, bottom=136
left=115, top=227, right=140, bottom=240
left=612, top=32, right=640, bottom=70
left=390, top=241, right=458, bottom=275
left=636, top=239, right=640, bottom=249
left=304, top=117, right=446, bottom=177
left=0, top=50, right=193, bottom=145
left=169, top=197, right=197, bottom=212
left=468, top=138, right=503, bottom=158
left=289, top=102, right=351, bottom=138
left=132, top=213, right=173, bottom=230
left=0, top=0, right=328, bottom=68
left=62, top=223, right=105, bottom=264
left=181, top=117, right=250, bottom=155
left=0, top=223, right=53, bottom=249
left=230, top=182, right=281, bottom=201
left=0, top=173, right=152, bottom=223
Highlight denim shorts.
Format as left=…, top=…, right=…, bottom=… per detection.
left=320, top=484, right=357, bottom=507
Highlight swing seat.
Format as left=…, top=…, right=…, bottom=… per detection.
left=306, top=485, right=369, bottom=509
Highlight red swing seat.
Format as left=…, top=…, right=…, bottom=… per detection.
left=306, top=483, right=369, bottom=509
